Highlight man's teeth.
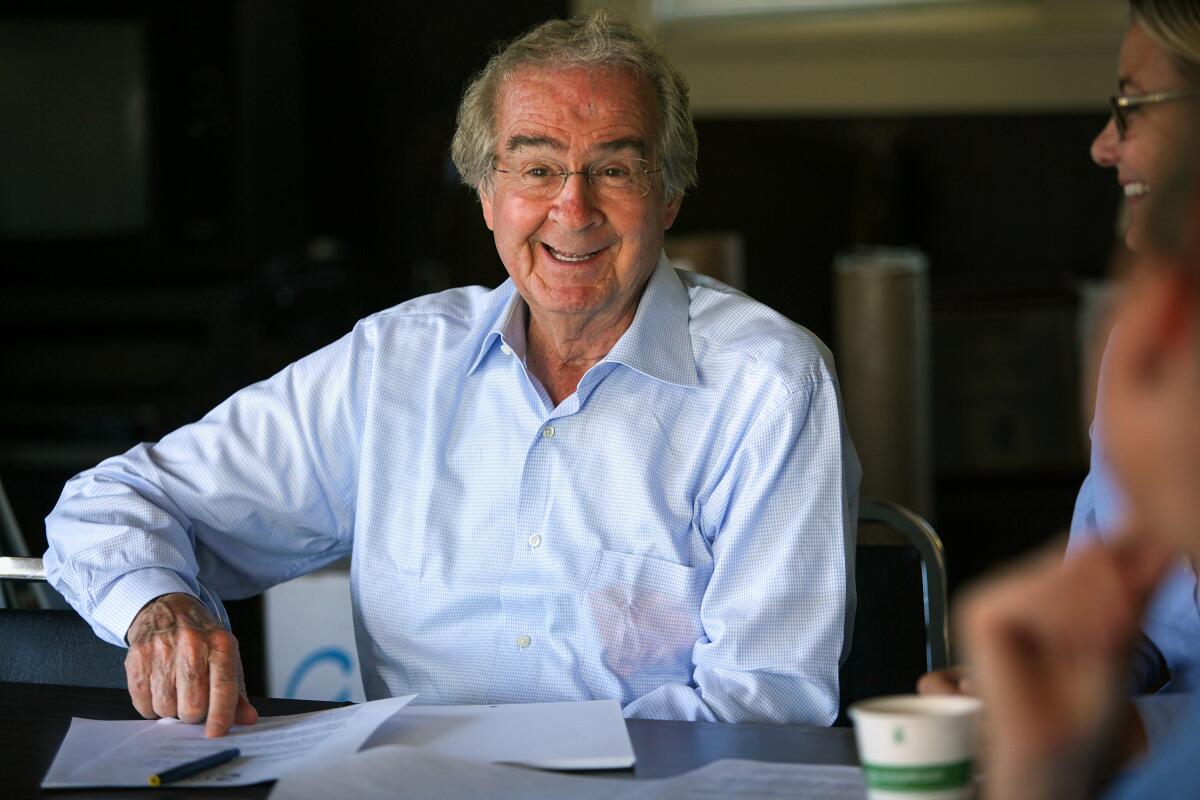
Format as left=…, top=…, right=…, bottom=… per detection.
left=547, top=246, right=600, bottom=262
left=1125, top=182, right=1151, bottom=198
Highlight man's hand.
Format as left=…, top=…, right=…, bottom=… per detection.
left=125, top=593, right=258, bottom=737
left=917, top=665, right=973, bottom=696
left=959, top=534, right=1173, bottom=800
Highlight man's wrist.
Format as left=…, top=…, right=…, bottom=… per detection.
left=125, top=592, right=205, bottom=644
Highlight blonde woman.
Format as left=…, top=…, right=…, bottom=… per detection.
left=961, top=132, right=1200, bottom=797
left=1066, top=0, right=1200, bottom=748
left=923, top=2, right=1200, bottom=738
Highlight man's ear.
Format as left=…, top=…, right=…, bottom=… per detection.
left=662, top=194, right=682, bottom=230
left=480, top=185, right=495, bottom=231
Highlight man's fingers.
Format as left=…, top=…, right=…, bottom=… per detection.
left=122, top=594, right=255, bottom=736
left=917, top=667, right=970, bottom=696
left=204, top=675, right=240, bottom=737
left=148, top=637, right=179, bottom=720
left=175, top=633, right=210, bottom=724
left=235, top=693, right=260, bottom=726
left=125, top=651, right=158, bottom=720
left=123, top=587, right=256, bottom=738
left=1112, top=532, right=1177, bottom=607
left=204, top=633, right=245, bottom=738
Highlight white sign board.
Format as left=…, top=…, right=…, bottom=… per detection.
left=264, top=567, right=366, bottom=703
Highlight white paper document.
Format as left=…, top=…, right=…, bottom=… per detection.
left=271, top=748, right=869, bottom=800
left=364, top=698, right=635, bottom=770
left=42, top=694, right=416, bottom=788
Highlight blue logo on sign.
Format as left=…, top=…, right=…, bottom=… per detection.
left=286, top=646, right=356, bottom=702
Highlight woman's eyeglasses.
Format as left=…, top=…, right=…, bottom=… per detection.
left=1109, top=90, right=1197, bottom=138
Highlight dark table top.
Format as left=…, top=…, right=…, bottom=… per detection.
left=0, top=681, right=858, bottom=798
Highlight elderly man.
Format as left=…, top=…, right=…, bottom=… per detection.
left=44, top=11, right=859, bottom=737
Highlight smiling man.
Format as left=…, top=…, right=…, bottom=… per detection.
left=44, top=11, right=859, bottom=736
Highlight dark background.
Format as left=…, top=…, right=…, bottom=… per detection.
left=0, top=1, right=1120, bottom=691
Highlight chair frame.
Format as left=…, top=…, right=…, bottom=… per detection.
left=858, top=497, right=950, bottom=672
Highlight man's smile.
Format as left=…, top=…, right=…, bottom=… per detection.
left=541, top=242, right=610, bottom=264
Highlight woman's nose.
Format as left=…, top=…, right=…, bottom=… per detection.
left=1091, top=116, right=1120, bottom=168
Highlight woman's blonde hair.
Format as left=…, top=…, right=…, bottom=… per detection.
left=1132, top=0, right=1200, bottom=87
left=449, top=10, right=698, bottom=201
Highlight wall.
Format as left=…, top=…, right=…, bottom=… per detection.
left=575, top=0, right=1127, bottom=114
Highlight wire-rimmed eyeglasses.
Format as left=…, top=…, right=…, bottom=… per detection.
left=1109, top=90, right=1197, bottom=138
left=492, top=157, right=663, bottom=201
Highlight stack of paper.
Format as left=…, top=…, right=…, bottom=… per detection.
left=42, top=695, right=416, bottom=788
left=41, top=696, right=635, bottom=789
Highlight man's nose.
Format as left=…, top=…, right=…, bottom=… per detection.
left=549, top=173, right=603, bottom=230
left=1091, top=116, right=1120, bottom=168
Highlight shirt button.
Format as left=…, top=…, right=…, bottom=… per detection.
left=528, top=533, right=542, bottom=548
left=500, top=343, right=514, bottom=356
left=542, top=425, right=555, bottom=438
left=517, top=634, right=532, bottom=649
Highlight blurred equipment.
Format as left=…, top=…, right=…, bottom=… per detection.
left=932, top=283, right=1083, bottom=475
left=0, top=478, right=62, bottom=610
left=665, top=232, right=746, bottom=291
left=834, top=248, right=933, bottom=518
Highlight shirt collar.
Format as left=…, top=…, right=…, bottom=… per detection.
left=467, top=252, right=700, bottom=388
left=468, top=280, right=524, bottom=376
left=601, top=252, right=699, bottom=388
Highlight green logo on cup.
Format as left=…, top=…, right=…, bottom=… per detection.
left=863, top=760, right=973, bottom=791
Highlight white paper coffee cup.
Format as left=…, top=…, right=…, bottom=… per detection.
left=849, top=694, right=982, bottom=800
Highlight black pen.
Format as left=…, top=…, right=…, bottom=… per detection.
left=148, top=747, right=241, bottom=787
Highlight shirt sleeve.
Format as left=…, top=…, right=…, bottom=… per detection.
left=1133, top=692, right=1193, bottom=751
left=621, top=375, right=860, bottom=725
left=1068, top=333, right=1126, bottom=559
left=1067, top=412, right=1116, bottom=558
left=1106, top=697, right=1200, bottom=799
left=43, top=326, right=369, bottom=646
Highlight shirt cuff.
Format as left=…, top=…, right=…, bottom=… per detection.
left=90, top=568, right=200, bottom=647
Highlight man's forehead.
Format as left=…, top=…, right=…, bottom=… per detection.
left=495, top=66, right=658, bottom=147
left=503, top=133, right=648, bottom=158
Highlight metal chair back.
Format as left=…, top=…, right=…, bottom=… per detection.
left=837, top=498, right=949, bottom=723
left=0, top=557, right=128, bottom=688
left=858, top=498, right=949, bottom=672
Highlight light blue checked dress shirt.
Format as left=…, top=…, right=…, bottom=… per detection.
left=45, top=254, right=860, bottom=725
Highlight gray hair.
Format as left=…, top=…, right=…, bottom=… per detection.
left=1132, top=0, right=1200, bottom=88
left=450, top=10, right=698, bottom=201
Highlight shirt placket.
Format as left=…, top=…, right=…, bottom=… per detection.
left=487, top=403, right=579, bottom=702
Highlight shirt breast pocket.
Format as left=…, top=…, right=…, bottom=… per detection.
left=584, top=550, right=709, bottom=697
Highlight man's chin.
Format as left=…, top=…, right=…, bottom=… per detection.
left=526, top=285, right=610, bottom=319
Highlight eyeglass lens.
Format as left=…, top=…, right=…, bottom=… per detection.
left=495, top=159, right=657, bottom=201
left=1109, top=97, right=1127, bottom=137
